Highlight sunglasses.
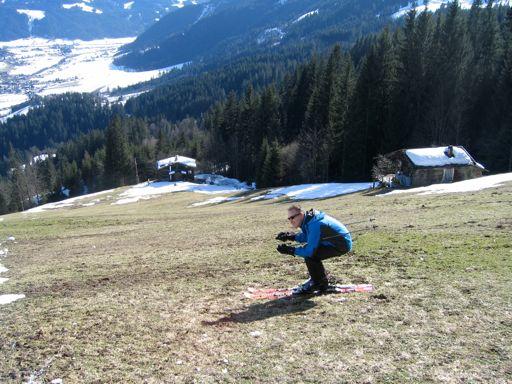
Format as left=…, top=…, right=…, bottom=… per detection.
left=288, top=213, right=300, bottom=221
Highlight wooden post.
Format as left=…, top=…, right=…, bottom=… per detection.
left=134, top=157, right=140, bottom=184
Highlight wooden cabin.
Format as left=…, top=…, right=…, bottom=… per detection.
left=383, top=146, right=485, bottom=187
left=156, top=155, right=197, bottom=182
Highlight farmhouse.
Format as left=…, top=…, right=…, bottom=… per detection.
left=156, top=155, right=196, bottom=182
left=383, top=146, right=485, bottom=187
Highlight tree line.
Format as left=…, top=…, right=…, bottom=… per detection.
left=1, top=2, right=511, bottom=214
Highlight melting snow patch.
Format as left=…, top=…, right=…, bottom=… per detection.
left=189, top=196, right=241, bottom=207
left=62, top=2, right=102, bottom=13
left=0, top=294, right=25, bottom=305
left=391, top=0, right=497, bottom=19
left=25, top=189, right=115, bottom=213
left=0, top=264, right=8, bottom=273
left=7, top=236, right=15, bottom=241
left=0, top=248, right=8, bottom=256
left=114, top=181, right=247, bottom=205
left=0, top=277, right=8, bottom=284
left=250, top=330, right=263, bottom=337
left=294, top=9, right=319, bottom=23
left=251, top=182, right=374, bottom=201
left=381, top=173, right=512, bottom=196
left=16, top=9, right=46, bottom=20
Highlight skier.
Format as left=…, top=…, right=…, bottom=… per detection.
left=276, top=205, right=352, bottom=294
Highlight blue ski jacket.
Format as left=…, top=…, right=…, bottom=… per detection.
left=294, top=209, right=352, bottom=258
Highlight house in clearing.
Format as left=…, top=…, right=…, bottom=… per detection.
left=382, top=146, right=485, bottom=187
left=156, top=155, right=196, bottom=182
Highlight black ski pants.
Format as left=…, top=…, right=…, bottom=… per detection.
left=305, top=241, right=350, bottom=284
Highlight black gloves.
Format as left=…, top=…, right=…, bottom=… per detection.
left=276, top=231, right=296, bottom=241
left=277, top=244, right=295, bottom=256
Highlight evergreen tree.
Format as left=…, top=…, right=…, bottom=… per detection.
left=104, top=116, right=132, bottom=187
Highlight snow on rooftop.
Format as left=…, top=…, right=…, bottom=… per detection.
left=113, top=181, right=247, bottom=205
left=381, top=172, right=512, bottom=196
left=251, top=182, right=374, bottom=201
left=294, top=9, right=319, bottom=23
left=405, top=146, right=475, bottom=167
left=157, top=155, right=197, bottom=169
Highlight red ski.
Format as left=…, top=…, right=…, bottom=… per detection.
left=244, top=284, right=374, bottom=300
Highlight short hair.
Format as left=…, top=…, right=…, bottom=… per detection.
left=288, top=204, right=302, bottom=212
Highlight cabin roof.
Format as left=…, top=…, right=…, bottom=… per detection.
left=157, top=155, right=197, bottom=170
left=404, top=146, right=482, bottom=168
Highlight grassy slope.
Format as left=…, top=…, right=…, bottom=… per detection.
left=0, top=184, right=511, bottom=383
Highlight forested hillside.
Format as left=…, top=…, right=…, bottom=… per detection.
left=1, top=3, right=511, bottom=215
left=114, top=0, right=405, bottom=70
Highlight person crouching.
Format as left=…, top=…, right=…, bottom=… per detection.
left=276, top=205, right=352, bottom=294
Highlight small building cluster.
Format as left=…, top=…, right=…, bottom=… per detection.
left=380, top=146, right=485, bottom=188
left=156, top=155, right=196, bottom=182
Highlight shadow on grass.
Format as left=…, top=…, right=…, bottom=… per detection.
left=202, top=297, right=316, bottom=326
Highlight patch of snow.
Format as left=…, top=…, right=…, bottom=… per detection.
left=0, top=264, right=8, bottom=273
left=7, top=236, right=15, bottom=241
left=0, top=248, right=8, bottom=256
left=0, top=294, right=25, bottom=305
left=194, top=4, right=215, bottom=24
left=194, top=174, right=253, bottom=190
left=106, top=90, right=149, bottom=105
left=0, top=277, right=9, bottom=284
left=391, top=0, right=500, bottom=19
left=157, top=155, right=197, bottom=169
left=189, top=196, right=241, bottom=207
left=124, top=1, right=135, bottom=10
left=172, top=0, right=187, bottom=8
left=113, top=181, right=247, bottom=205
left=250, top=330, right=263, bottom=337
left=62, top=3, right=102, bottom=13
left=294, top=9, right=319, bottom=23
left=381, top=173, right=512, bottom=196
left=30, top=153, right=55, bottom=165
left=0, top=94, right=29, bottom=111
left=251, top=182, right=374, bottom=201
left=25, top=189, right=115, bottom=213
left=1, top=106, right=32, bottom=122
left=16, top=9, right=46, bottom=21
left=257, top=28, right=285, bottom=45
left=405, top=146, right=474, bottom=167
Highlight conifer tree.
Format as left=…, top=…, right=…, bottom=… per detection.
left=105, top=116, right=131, bottom=187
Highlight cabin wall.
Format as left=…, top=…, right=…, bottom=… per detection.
left=411, top=166, right=482, bottom=187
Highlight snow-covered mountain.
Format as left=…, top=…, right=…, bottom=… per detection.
left=0, top=0, right=204, bottom=41
left=392, top=0, right=507, bottom=18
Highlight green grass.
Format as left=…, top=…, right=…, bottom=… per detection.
left=1, top=184, right=511, bottom=383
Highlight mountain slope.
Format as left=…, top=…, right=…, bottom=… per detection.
left=0, top=0, right=203, bottom=40
left=114, top=0, right=407, bottom=70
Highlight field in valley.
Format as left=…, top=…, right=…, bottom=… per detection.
left=0, top=182, right=511, bottom=383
